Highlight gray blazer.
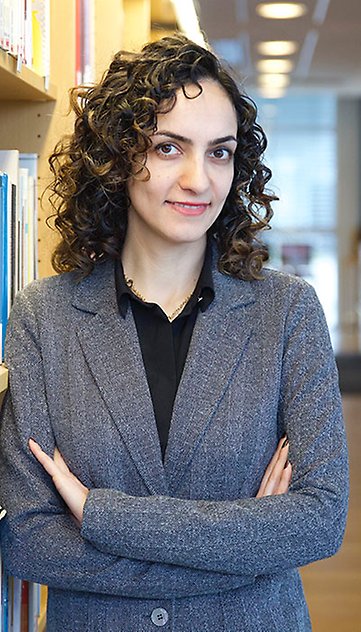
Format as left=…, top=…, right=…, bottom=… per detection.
left=0, top=258, right=348, bottom=632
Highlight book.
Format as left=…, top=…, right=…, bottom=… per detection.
left=75, top=0, right=95, bottom=85
left=20, top=580, right=29, bottom=632
left=1, top=551, right=9, bottom=632
left=0, top=0, right=50, bottom=78
left=0, top=150, right=39, bottom=333
left=32, top=0, right=50, bottom=85
left=28, top=583, right=41, bottom=632
left=11, top=576, right=22, bottom=632
left=0, top=149, right=19, bottom=311
left=0, top=171, right=9, bottom=362
left=0, top=149, right=39, bottom=626
left=19, top=153, right=38, bottom=284
left=0, top=0, right=12, bottom=52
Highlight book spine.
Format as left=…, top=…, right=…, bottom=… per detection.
left=0, top=172, right=9, bottom=362
left=0, top=151, right=39, bottom=627
left=1, top=566, right=9, bottom=632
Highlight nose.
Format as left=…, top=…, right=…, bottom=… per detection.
left=178, top=154, right=210, bottom=194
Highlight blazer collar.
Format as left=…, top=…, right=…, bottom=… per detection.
left=71, top=259, right=119, bottom=315
left=164, top=268, right=257, bottom=491
left=71, top=257, right=257, bottom=495
left=71, top=255, right=256, bottom=316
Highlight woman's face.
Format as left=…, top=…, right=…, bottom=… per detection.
left=126, top=79, right=238, bottom=253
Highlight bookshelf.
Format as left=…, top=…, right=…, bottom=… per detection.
left=0, top=1, right=138, bottom=629
left=0, top=1, right=77, bottom=280
left=0, top=49, right=56, bottom=101
left=0, top=364, right=8, bottom=394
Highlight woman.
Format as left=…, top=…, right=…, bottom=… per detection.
left=0, top=35, right=348, bottom=631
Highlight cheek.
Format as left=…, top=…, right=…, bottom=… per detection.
left=129, top=170, right=169, bottom=203
left=127, top=181, right=152, bottom=210
left=217, top=169, right=234, bottom=203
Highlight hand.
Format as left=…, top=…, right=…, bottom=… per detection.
left=256, top=435, right=292, bottom=498
left=29, top=439, right=89, bottom=525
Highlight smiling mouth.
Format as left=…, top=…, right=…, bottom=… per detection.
left=166, top=201, right=211, bottom=216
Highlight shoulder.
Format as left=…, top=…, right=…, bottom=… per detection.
left=255, top=267, right=319, bottom=304
left=4, top=272, right=80, bottom=356
left=214, top=267, right=328, bottom=339
left=254, top=268, right=329, bottom=336
left=9, top=259, right=116, bottom=330
left=10, top=270, right=80, bottom=318
left=216, top=265, right=320, bottom=310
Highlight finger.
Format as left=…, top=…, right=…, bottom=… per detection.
left=263, top=435, right=287, bottom=477
left=54, top=448, right=71, bottom=474
left=259, top=435, right=288, bottom=490
left=274, top=462, right=292, bottom=495
left=29, top=439, right=59, bottom=479
left=260, top=443, right=289, bottom=497
left=257, top=436, right=289, bottom=497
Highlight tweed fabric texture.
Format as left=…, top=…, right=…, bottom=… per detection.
left=0, top=258, right=348, bottom=631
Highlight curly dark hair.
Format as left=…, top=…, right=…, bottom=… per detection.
left=47, top=33, right=276, bottom=279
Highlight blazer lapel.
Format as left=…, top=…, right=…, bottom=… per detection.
left=164, top=270, right=257, bottom=493
left=71, top=261, right=169, bottom=496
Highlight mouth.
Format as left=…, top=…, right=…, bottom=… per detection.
left=166, top=201, right=211, bottom=216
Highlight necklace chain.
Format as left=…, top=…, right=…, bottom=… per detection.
left=124, top=274, right=194, bottom=322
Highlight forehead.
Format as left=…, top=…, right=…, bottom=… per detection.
left=155, top=80, right=238, bottom=137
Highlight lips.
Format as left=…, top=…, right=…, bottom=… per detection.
left=166, top=200, right=211, bottom=216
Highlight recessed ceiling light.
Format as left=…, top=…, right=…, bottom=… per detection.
left=170, top=0, right=206, bottom=46
left=256, top=3, right=307, bottom=19
left=257, top=40, right=298, bottom=56
left=258, top=73, right=290, bottom=88
left=257, top=58, right=293, bottom=73
left=258, top=86, right=286, bottom=99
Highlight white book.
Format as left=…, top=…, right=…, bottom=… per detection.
left=24, top=0, right=33, bottom=66
left=11, top=577, right=22, bottom=632
left=18, top=167, right=29, bottom=291
left=28, top=583, right=41, bottom=632
left=0, top=0, right=11, bottom=51
left=20, top=153, right=38, bottom=282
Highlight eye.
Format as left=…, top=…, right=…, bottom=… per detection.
left=210, top=147, right=233, bottom=161
left=154, top=143, right=180, bottom=157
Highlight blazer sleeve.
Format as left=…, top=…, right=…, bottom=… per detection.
left=81, top=280, right=349, bottom=575
left=0, top=286, right=254, bottom=599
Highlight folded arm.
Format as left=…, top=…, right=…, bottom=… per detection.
left=0, top=288, right=253, bottom=599
left=79, top=282, right=348, bottom=574
left=1, top=280, right=348, bottom=590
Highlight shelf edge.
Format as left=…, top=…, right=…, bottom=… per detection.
left=0, top=49, right=57, bottom=101
left=0, top=365, right=9, bottom=394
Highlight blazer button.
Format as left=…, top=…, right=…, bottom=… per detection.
left=150, top=607, right=169, bottom=626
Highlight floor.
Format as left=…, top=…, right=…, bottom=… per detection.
left=301, top=394, right=361, bottom=632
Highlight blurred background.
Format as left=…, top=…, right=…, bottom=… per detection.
left=152, top=0, right=361, bottom=360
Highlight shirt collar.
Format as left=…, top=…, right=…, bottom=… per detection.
left=114, top=239, right=215, bottom=319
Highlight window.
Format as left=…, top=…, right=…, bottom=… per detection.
left=255, top=94, right=338, bottom=329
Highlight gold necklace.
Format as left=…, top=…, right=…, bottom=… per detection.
left=124, top=274, right=194, bottom=322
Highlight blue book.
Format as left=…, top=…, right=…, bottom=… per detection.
left=0, top=172, right=9, bottom=362
left=1, top=558, right=9, bottom=632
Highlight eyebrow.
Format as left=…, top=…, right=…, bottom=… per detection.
left=152, top=131, right=238, bottom=146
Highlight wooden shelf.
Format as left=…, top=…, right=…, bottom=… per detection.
left=0, top=49, right=56, bottom=101
left=0, top=364, right=8, bottom=394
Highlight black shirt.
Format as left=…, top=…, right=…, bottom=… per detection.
left=114, top=245, right=214, bottom=459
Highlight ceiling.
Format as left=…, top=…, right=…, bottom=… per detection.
left=151, top=0, right=361, bottom=98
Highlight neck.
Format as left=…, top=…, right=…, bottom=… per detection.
left=121, top=232, right=206, bottom=317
